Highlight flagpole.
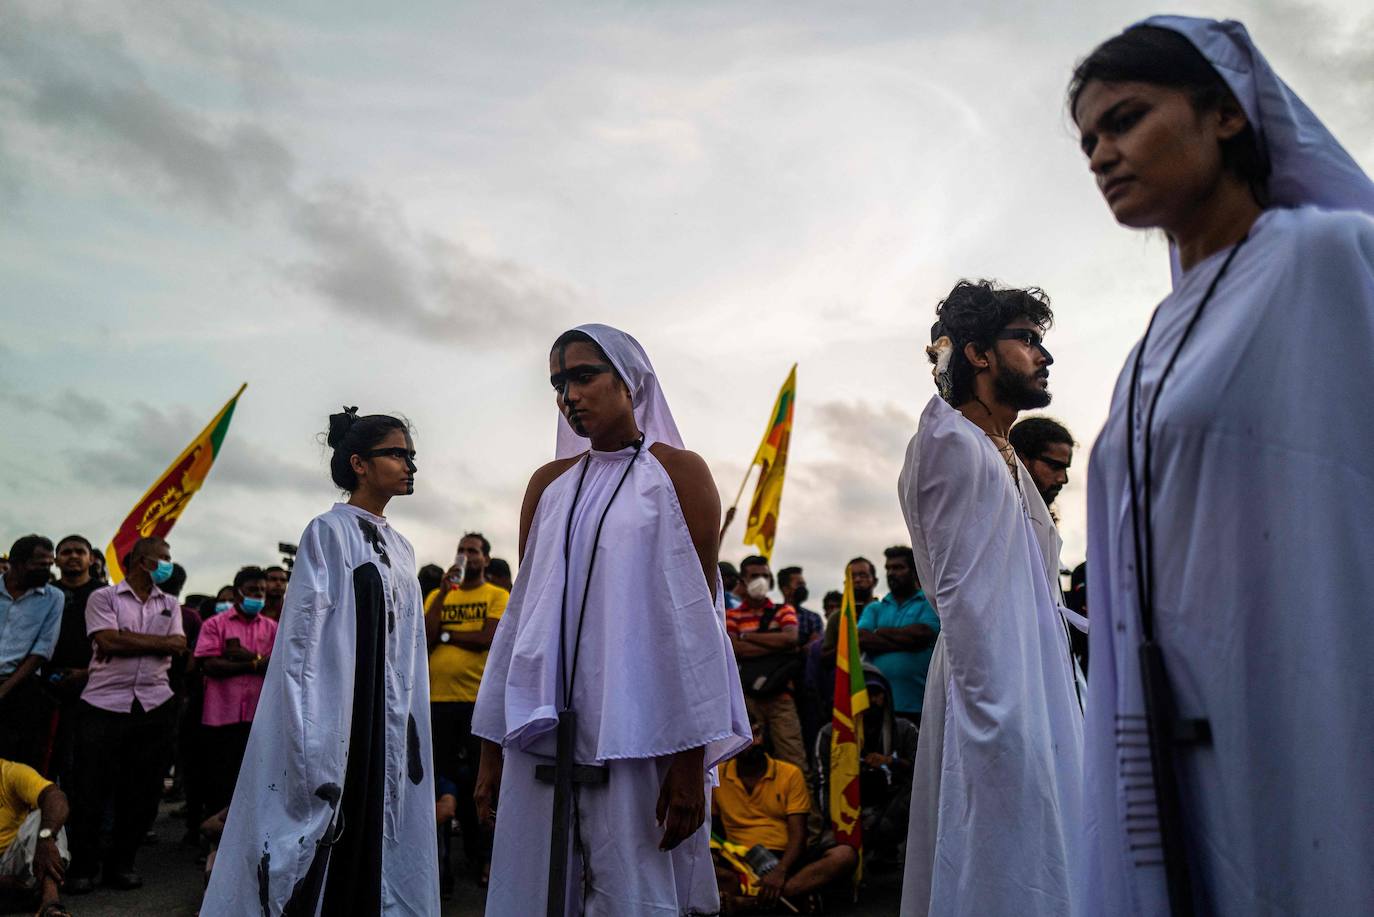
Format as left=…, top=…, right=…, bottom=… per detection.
left=718, top=461, right=755, bottom=543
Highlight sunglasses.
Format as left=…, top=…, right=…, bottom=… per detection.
left=995, top=328, right=1053, bottom=360
left=1033, top=455, right=1071, bottom=472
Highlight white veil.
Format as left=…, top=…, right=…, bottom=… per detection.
left=1140, top=15, right=1374, bottom=281
left=553, top=323, right=685, bottom=459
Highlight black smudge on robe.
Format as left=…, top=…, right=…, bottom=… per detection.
left=283, top=563, right=388, bottom=915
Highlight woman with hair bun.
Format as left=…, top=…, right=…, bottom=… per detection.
left=203, top=408, right=440, bottom=916
left=1071, top=16, right=1374, bottom=917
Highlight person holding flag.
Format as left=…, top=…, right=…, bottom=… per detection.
left=897, top=280, right=1085, bottom=917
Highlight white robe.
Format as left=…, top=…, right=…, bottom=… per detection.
left=899, top=395, right=1084, bottom=917
left=473, top=442, right=751, bottom=917
left=1080, top=206, right=1374, bottom=916
left=203, top=503, right=439, bottom=917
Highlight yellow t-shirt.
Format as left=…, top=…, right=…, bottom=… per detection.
left=0, top=759, right=51, bottom=852
left=427, top=582, right=509, bottom=703
left=712, top=756, right=811, bottom=852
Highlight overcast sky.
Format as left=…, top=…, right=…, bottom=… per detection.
left=3, top=1, right=1371, bottom=599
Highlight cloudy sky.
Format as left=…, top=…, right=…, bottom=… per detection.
left=3, top=1, right=1371, bottom=599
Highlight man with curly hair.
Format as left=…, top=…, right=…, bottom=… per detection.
left=898, top=280, right=1086, bottom=917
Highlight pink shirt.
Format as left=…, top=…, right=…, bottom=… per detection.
left=82, top=581, right=185, bottom=714
left=194, top=611, right=278, bottom=727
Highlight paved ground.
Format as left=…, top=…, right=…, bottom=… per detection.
left=16, top=804, right=903, bottom=916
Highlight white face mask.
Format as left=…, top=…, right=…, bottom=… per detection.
left=746, top=576, right=771, bottom=600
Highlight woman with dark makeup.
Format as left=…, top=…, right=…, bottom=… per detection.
left=472, top=325, right=750, bottom=916
left=1070, top=17, right=1374, bottom=917
left=202, top=409, right=439, bottom=916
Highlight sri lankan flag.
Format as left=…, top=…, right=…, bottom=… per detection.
left=829, top=567, right=869, bottom=861
left=104, top=384, right=246, bottom=582
left=742, top=364, right=796, bottom=561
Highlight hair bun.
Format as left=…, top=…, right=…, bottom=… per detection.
left=327, top=406, right=360, bottom=447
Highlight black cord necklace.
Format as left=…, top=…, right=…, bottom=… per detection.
left=1127, top=234, right=1248, bottom=641
left=1124, top=233, right=1248, bottom=916
left=557, top=434, right=646, bottom=710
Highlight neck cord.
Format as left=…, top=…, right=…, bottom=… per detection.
left=1126, top=234, right=1248, bottom=640
left=1124, top=234, right=1247, bottom=916
left=557, top=435, right=646, bottom=709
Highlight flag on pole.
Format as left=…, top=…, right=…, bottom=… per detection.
left=829, top=566, right=869, bottom=865
left=104, top=384, right=247, bottom=582
left=741, top=364, right=796, bottom=561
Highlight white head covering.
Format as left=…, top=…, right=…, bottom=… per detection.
left=1133, top=16, right=1374, bottom=280
left=553, top=323, right=685, bottom=459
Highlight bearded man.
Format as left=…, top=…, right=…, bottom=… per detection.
left=898, top=280, right=1085, bottom=917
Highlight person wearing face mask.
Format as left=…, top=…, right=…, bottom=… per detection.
left=778, top=566, right=821, bottom=647
left=727, top=556, right=809, bottom=778
left=0, top=535, right=63, bottom=771
left=192, top=567, right=278, bottom=818
left=68, top=536, right=187, bottom=894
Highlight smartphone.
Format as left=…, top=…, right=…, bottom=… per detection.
left=226, top=637, right=243, bottom=653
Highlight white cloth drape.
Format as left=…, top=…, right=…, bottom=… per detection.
left=477, top=324, right=750, bottom=916
left=899, top=395, right=1084, bottom=917
left=1079, top=15, right=1374, bottom=916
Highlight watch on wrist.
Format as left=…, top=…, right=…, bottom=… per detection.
left=440, top=631, right=452, bottom=644
left=37, top=828, right=53, bottom=841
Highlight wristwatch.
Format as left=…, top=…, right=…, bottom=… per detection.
left=37, top=828, right=53, bottom=841
left=440, top=632, right=452, bottom=644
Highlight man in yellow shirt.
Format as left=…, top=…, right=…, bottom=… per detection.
left=425, top=532, right=508, bottom=884
left=0, top=757, right=70, bottom=916
left=712, top=711, right=856, bottom=911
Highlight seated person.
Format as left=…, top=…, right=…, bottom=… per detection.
left=712, top=712, right=857, bottom=912
left=813, top=666, right=917, bottom=860
left=0, top=756, right=70, bottom=917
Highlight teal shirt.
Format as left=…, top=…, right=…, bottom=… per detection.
left=857, top=590, right=940, bottom=713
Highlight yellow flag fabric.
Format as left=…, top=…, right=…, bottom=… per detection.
left=104, top=384, right=247, bottom=582
left=742, top=365, right=796, bottom=561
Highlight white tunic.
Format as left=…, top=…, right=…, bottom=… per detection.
left=899, top=395, right=1084, bottom=917
left=473, top=442, right=751, bottom=916
left=1080, top=206, right=1374, bottom=916
left=203, top=503, right=439, bottom=917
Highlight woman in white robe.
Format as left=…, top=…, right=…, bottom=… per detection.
left=1070, top=16, right=1374, bottom=916
left=203, top=410, right=439, bottom=916
left=472, top=325, right=751, bottom=917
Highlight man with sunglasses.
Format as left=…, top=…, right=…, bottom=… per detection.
left=1009, top=417, right=1075, bottom=511
left=898, top=280, right=1085, bottom=917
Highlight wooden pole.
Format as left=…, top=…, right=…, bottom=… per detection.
left=718, top=460, right=755, bottom=543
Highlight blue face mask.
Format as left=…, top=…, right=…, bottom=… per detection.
left=239, top=597, right=266, bottom=616
left=214, top=601, right=234, bottom=615
left=151, top=559, right=174, bottom=585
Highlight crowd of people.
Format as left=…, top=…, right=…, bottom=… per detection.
left=5, top=11, right=1374, bottom=917
left=0, top=403, right=1078, bottom=915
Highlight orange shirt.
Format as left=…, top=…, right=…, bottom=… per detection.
left=712, top=755, right=810, bottom=852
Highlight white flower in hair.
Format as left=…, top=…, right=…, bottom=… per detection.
left=926, top=335, right=955, bottom=403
